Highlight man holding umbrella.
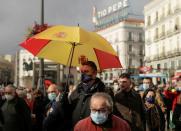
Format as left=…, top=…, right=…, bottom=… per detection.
left=69, top=61, right=107, bottom=127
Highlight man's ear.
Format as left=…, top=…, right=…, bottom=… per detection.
left=93, top=70, right=97, bottom=77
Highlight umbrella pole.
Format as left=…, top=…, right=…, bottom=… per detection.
left=66, top=42, right=76, bottom=92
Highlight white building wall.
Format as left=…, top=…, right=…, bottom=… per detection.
left=144, top=0, right=181, bottom=76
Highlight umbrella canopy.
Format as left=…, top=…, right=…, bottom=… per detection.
left=20, top=25, right=122, bottom=70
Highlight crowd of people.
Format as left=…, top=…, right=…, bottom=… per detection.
left=0, top=61, right=180, bottom=131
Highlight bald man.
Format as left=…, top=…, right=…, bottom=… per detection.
left=47, top=84, right=59, bottom=102
left=43, top=84, right=70, bottom=131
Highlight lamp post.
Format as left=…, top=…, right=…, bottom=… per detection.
left=38, top=0, right=46, bottom=96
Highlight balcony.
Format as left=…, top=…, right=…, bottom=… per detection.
left=145, top=57, right=151, bottom=63
left=152, top=55, right=159, bottom=61
left=145, top=51, right=181, bottom=61
left=153, top=35, right=159, bottom=42
left=158, top=52, right=166, bottom=59
left=174, top=6, right=181, bottom=13
left=166, top=30, right=174, bottom=36
left=159, top=32, right=166, bottom=39
left=166, top=49, right=181, bottom=58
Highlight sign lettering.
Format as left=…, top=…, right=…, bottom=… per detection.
left=97, top=0, right=128, bottom=18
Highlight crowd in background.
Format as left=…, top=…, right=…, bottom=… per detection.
left=0, top=61, right=180, bottom=131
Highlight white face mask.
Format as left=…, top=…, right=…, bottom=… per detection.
left=5, top=94, right=14, bottom=101
left=143, top=84, right=149, bottom=90
left=27, top=93, right=32, bottom=100
left=113, top=84, right=120, bottom=92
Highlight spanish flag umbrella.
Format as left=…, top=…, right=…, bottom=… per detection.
left=20, top=25, right=122, bottom=71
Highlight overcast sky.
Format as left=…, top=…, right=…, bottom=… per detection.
left=0, top=0, right=149, bottom=55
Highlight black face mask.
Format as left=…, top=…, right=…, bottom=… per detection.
left=81, top=73, right=93, bottom=83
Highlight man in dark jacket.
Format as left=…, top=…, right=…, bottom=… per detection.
left=69, top=61, right=106, bottom=127
left=114, top=73, right=145, bottom=131
left=1, top=84, right=31, bottom=131
left=43, top=84, right=70, bottom=131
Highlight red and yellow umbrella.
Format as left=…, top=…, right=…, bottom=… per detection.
left=20, top=25, right=122, bottom=70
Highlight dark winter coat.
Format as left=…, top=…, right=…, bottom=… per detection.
left=173, top=104, right=181, bottom=131
left=114, top=90, right=145, bottom=131
left=32, top=96, right=48, bottom=131
left=69, top=78, right=105, bottom=126
left=145, top=105, right=160, bottom=131
left=1, top=97, right=31, bottom=131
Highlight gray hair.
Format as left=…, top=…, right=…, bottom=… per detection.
left=90, top=92, right=113, bottom=112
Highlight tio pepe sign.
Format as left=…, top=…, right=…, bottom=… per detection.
left=97, top=0, right=128, bottom=18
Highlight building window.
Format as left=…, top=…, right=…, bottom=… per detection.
left=147, top=16, right=151, bottom=26
left=175, top=17, right=180, bottom=30
left=162, top=7, right=165, bottom=18
left=109, top=73, right=113, bottom=80
left=178, top=60, right=181, bottom=69
left=157, top=64, right=161, bottom=71
left=140, top=59, right=143, bottom=66
left=129, top=45, right=132, bottom=52
left=156, top=11, right=159, bottom=22
left=105, top=73, right=108, bottom=80
left=177, top=36, right=180, bottom=50
left=162, top=24, right=165, bottom=36
left=164, top=63, right=167, bottom=69
left=128, top=32, right=132, bottom=41
left=155, top=28, right=159, bottom=39
left=171, top=61, right=175, bottom=69
left=168, top=3, right=171, bottom=15
left=129, top=58, right=132, bottom=67
left=139, top=33, right=143, bottom=42
left=140, top=45, right=143, bottom=55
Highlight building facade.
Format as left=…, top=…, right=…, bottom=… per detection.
left=15, top=50, right=79, bottom=88
left=93, top=0, right=145, bottom=85
left=0, top=55, right=14, bottom=87
left=144, top=0, right=181, bottom=78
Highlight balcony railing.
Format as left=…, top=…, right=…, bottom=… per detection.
left=146, top=7, right=181, bottom=29
left=158, top=52, right=166, bottom=59
left=144, top=57, right=151, bottom=62
left=145, top=50, right=181, bottom=62
left=166, top=49, right=181, bottom=58
left=174, top=6, right=181, bottom=13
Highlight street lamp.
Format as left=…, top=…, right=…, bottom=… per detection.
left=38, top=0, right=46, bottom=96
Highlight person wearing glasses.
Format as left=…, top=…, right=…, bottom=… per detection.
left=0, top=84, right=31, bottom=131
left=74, top=92, right=130, bottom=131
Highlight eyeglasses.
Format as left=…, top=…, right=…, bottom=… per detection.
left=4, top=92, right=12, bottom=95
left=90, top=108, right=108, bottom=113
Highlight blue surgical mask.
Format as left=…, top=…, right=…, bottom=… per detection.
left=143, top=84, right=149, bottom=91
left=90, top=111, right=108, bottom=125
left=48, top=93, right=57, bottom=101
left=81, top=73, right=92, bottom=83
left=145, top=96, right=155, bottom=104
